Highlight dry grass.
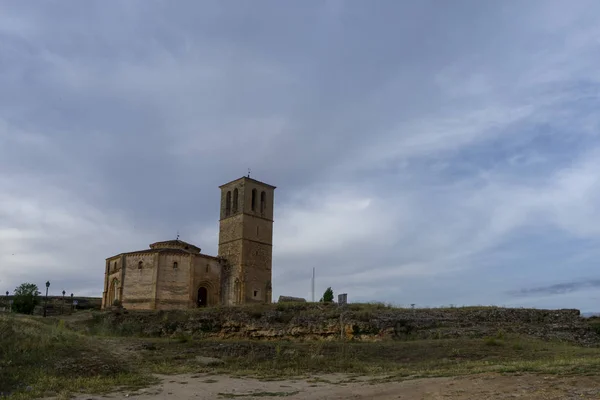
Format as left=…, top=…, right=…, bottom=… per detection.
left=0, top=314, right=155, bottom=399
left=3, top=308, right=600, bottom=399
left=117, top=333, right=600, bottom=380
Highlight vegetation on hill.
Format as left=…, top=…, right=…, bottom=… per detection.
left=2, top=304, right=600, bottom=399
left=66, top=302, right=600, bottom=346
left=0, top=314, right=153, bottom=399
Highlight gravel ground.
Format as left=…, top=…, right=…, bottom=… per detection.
left=62, top=372, right=600, bottom=400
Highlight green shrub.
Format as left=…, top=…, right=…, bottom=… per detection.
left=11, top=283, right=40, bottom=315
left=321, top=287, right=334, bottom=303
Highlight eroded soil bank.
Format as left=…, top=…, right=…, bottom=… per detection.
left=72, top=304, right=600, bottom=345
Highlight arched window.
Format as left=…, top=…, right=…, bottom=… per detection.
left=251, top=189, right=257, bottom=211
left=232, top=188, right=239, bottom=213
left=173, top=262, right=178, bottom=269
left=138, top=261, right=143, bottom=269
left=260, top=191, right=266, bottom=214
left=225, top=191, right=231, bottom=216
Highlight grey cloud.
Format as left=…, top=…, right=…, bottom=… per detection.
left=509, top=280, right=600, bottom=297
left=2, top=1, right=600, bottom=312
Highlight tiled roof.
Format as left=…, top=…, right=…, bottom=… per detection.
left=219, top=176, right=276, bottom=189
left=149, top=239, right=201, bottom=251
left=106, top=248, right=220, bottom=260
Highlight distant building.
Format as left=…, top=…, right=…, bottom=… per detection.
left=278, top=296, right=307, bottom=303
left=102, top=176, right=276, bottom=310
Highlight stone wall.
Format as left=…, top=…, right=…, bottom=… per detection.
left=192, top=256, right=222, bottom=307
left=242, top=237, right=272, bottom=304
left=121, top=253, right=157, bottom=310
left=156, top=253, right=192, bottom=309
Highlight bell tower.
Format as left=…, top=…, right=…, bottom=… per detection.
left=218, top=176, right=275, bottom=305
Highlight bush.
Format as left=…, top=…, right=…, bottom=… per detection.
left=321, top=287, right=334, bottom=303
left=112, top=299, right=122, bottom=307
left=11, top=283, right=40, bottom=315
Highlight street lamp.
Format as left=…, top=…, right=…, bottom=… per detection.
left=62, top=290, right=66, bottom=315
left=44, top=281, right=50, bottom=317
left=70, top=293, right=74, bottom=312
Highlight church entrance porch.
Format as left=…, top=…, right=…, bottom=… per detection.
left=197, top=287, right=208, bottom=307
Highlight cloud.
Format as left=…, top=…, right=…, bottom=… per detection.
left=510, top=279, right=600, bottom=297
left=0, top=173, right=159, bottom=295
left=2, top=1, right=600, bottom=313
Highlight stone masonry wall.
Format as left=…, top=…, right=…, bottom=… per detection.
left=192, top=256, right=222, bottom=307
left=242, top=238, right=272, bottom=303
left=156, top=253, right=192, bottom=310
left=120, top=253, right=156, bottom=310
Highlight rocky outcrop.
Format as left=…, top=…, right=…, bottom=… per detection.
left=77, top=304, right=600, bottom=346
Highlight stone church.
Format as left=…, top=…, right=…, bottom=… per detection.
left=101, top=176, right=275, bottom=310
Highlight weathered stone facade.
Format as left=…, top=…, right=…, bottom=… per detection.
left=218, top=176, right=275, bottom=305
left=101, top=176, right=275, bottom=310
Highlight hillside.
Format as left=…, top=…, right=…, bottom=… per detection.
left=0, top=313, right=153, bottom=399
left=2, top=304, right=600, bottom=399
left=70, top=303, right=600, bottom=346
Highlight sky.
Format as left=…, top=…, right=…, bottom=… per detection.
left=2, top=0, right=600, bottom=313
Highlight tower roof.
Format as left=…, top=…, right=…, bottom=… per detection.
left=219, top=176, right=276, bottom=189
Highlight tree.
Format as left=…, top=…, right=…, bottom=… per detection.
left=320, top=287, right=334, bottom=303
left=12, top=283, right=40, bottom=315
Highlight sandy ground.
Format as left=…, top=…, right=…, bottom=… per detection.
left=69, top=373, right=600, bottom=400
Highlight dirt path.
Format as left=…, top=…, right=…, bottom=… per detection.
left=69, top=373, right=600, bottom=399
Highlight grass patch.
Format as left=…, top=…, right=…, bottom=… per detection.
left=484, top=337, right=504, bottom=347
left=3, top=310, right=600, bottom=399
left=0, top=314, right=156, bottom=399
left=118, top=334, right=600, bottom=381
